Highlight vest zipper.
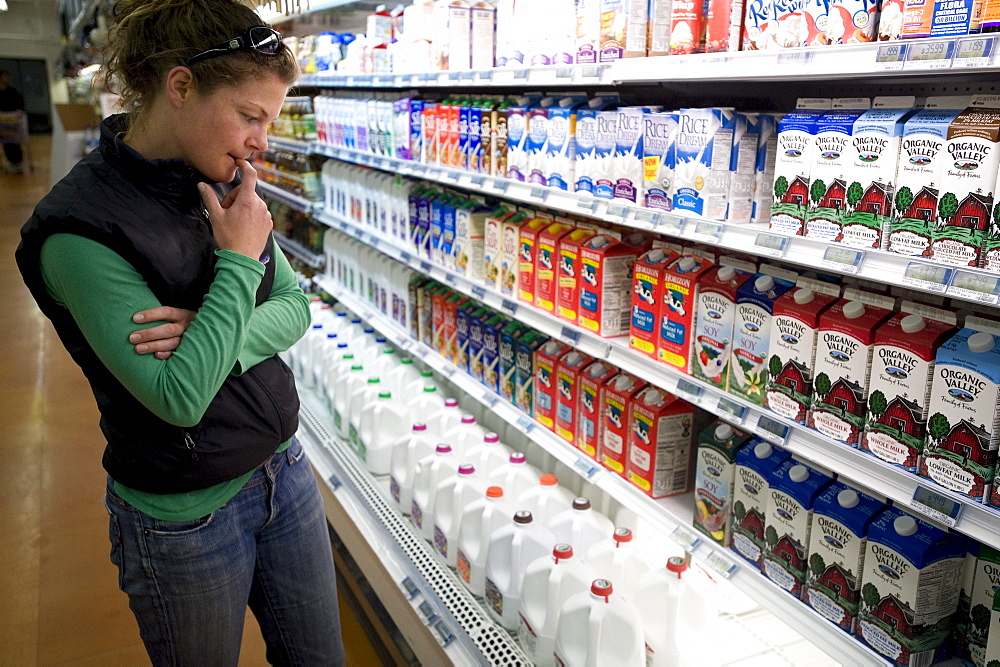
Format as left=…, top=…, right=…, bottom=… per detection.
left=184, top=431, right=198, bottom=461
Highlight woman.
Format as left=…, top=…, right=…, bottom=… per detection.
left=15, top=1, right=345, bottom=664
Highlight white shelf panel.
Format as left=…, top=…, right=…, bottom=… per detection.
left=316, top=272, right=890, bottom=667
left=298, top=63, right=614, bottom=89
left=266, top=135, right=314, bottom=154
left=273, top=232, right=325, bottom=269
left=317, top=209, right=1000, bottom=552
left=258, top=180, right=319, bottom=215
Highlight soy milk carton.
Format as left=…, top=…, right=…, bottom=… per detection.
left=626, top=387, right=696, bottom=498
left=861, top=303, right=957, bottom=472
left=920, top=320, right=1000, bottom=502
left=579, top=233, right=651, bottom=337
left=658, top=254, right=715, bottom=374
left=593, top=109, right=620, bottom=199
left=630, top=248, right=680, bottom=359
left=729, top=272, right=795, bottom=406
left=809, top=289, right=895, bottom=447
left=804, top=483, right=886, bottom=633
left=643, top=111, right=679, bottom=212
left=856, top=507, right=966, bottom=666
left=515, top=331, right=548, bottom=416
left=673, top=107, right=738, bottom=219
left=535, top=341, right=572, bottom=430
left=691, top=262, right=754, bottom=390
left=577, top=360, right=616, bottom=459
left=601, top=372, right=647, bottom=477
left=693, top=422, right=753, bottom=547
left=770, top=99, right=833, bottom=236
left=763, top=460, right=834, bottom=599
left=731, top=440, right=791, bottom=568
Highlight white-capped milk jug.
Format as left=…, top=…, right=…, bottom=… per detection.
left=456, top=486, right=513, bottom=597
left=484, top=511, right=556, bottom=630
left=410, top=444, right=456, bottom=541
left=384, top=356, right=422, bottom=399
left=358, top=391, right=411, bottom=476
left=550, top=498, right=615, bottom=556
left=389, top=423, right=437, bottom=513
left=585, top=528, right=652, bottom=601
left=553, top=579, right=645, bottom=667
left=518, top=474, right=575, bottom=525
left=432, top=464, right=486, bottom=567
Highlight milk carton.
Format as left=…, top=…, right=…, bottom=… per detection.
left=527, top=97, right=559, bottom=186
left=692, top=264, right=754, bottom=390
left=456, top=301, right=478, bottom=372
left=557, top=228, right=598, bottom=324
left=643, top=112, right=679, bottom=212
left=841, top=99, right=917, bottom=250
left=599, top=0, right=649, bottom=61
left=648, top=0, right=674, bottom=56
left=957, top=545, right=1000, bottom=666
left=547, top=95, right=590, bottom=191
left=515, top=330, right=548, bottom=416
left=577, top=361, right=616, bottom=459
left=825, top=0, right=880, bottom=43
left=729, top=273, right=795, bottom=406
left=731, top=440, right=791, bottom=568
left=555, top=350, right=593, bottom=444
left=575, top=96, right=620, bottom=195
left=920, top=321, right=1000, bottom=502
left=727, top=113, right=760, bottom=224
left=484, top=206, right=515, bottom=290
left=934, top=105, right=1000, bottom=269
left=535, top=341, right=572, bottom=430
left=500, top=210, right=530, bottom=297
left=507, top=95, right=541, bottom=182
left=770, top=99, right=833, bottom=236
left=693, top=422, right=754, bottom=547
left=455, top=201, right=490, bottom=280
left=601, top=372, right=647, bottom=477
left=673, top=108, right=738, bottom=219
left=764, top=280, right=840, bottom=423
left=518, top=217, right=551, bottom=305
left=630, top=248, right=680, bottom=359
left=856, top=507, right=966, bottom=666
left=576, top=0, right=602, bottom=63
left=988, top=590, right=1000, bottom=664
left=861, top=303, right=957, bottom=473
left=763, top=460, right=835, bottom=598
left=536, top=222, right=576, bottom=313
left=809, top=289, right=895, bottom=447
left=658, top=254, right=715, bottom=374
left=499, top=320, right=527, bottom=404
left=804, top=482, right=887, bottom=632
left=490, top=98, right=513, bottom=177
left=614, top=106, right=659, bottom=203
left=752, top=114, right=780, bottom=224
left=481, top=314, right=506, bottom=394
left=580, top=233, right=652, bottom=337
left=468, top=308, right=493, bottom=382
left=626, top=387, right=696, bottom=498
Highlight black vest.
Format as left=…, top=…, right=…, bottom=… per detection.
left=16, top=114, right=299, bottom=494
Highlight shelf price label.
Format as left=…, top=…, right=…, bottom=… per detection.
left=555, top=67, right=574, bottom=80
left=515, top=415, right=535, bottom=433
left=606, top=203, right=628, bottom=220
left=717, top=396, right=748, bottom=424
left=512, top=68, right=529, bottom=81
left=704, top=550, right=739, bottom=579
left=501, top=299, right=519, bottom=315
left=754, top=232, right=789, bottom=258
left=441, top=365, right=457, bottom=378
left=481, top=390, right=500, bottom=407
left=659, top=214, right=685, bottom=234
left=948, top=270, right=1000, bottom=304
left=576, top=198, right=597, bottom=212
left=417, top=600, right=438, bottom=624
left=875, top=42, right=908, bottom=70
left=446, top=171, right=461, bottom=183
left=431, top=620, right=455, bottom=647
left=900, top=262, right=952, bottom=293
left=755, top=414, right=790, bottom=444
left=954, top=36, right=997, bottom=67
left=530, top=186, right=549, bottom=202
left=400, top=251, right=412, bottom=263
left=419, top=260, right=432, bottom=274
left=670, top=525, right=702, bottom=551
left=574, top=457, right=601, bottom=478
left=401, top=577, right=420, bottom=600
left=820, top=246, right=864, bottom=274
left=444, top=273, right=458, bottom=286
left=471, top=175, right=486, bottom=186
left=459, top=71, right=475, bottom=81
left=493, top=179, right=510, bottom=193
left=560, top=326, right=581, bottom=345
left=775, top=50, right=813, bottom=70
left=910, top=485, right=963, bottom=528
left=476, top=69, right=494, bottom=82
left=904, top=40, right=955, bottom=69
left=675, top=378, right=704, bottom=401
left=471, top=285, right=487, bottom=300
left=579, top=64, right=602, bottom=79
left=634, top=209, right=658, bottom=225
left=690, top=221, right=724, bottom=243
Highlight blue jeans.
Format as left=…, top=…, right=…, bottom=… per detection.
left=104, top=439, right=345, bottom=666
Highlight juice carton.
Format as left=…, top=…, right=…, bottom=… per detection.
left=580, top=232, right=652, bottom=337
left=535, top=341, right=573, bottom=430
left=518, top=217, right=552, bottom=305
left=673, top=108, right=739, bottom=219
left=601, top=372, right=647, bottom=476
left=670, top=0, right=706, bottom=53
left=752, top=113, right=780, bottom=224
left=861, top=303, right=957, bottom=472
left=499, top=320, right=528, bottom=404
left=536, top=222, right=577, bottom=313
left=825, top=0, right=880, bottom=43
left=630, top=248, right=681, bottom=359
left=594, top=109, right=620, bottom=199
left=500, top=210, right=531, bottom=297
left=920, top=320, right=1000, bottom=502
left=809, top=289, right=895, bottom=446
left=764, top=280, right=841, bottom=423
left=515, top=331, right=548, bottom=416
left=692, top=264, right=754, bottom=390
left=693, top=422, right=754, bottom=547
left=770, top=99, right=833, bottom=236
left=706, top=0, right=746, bottom=51
left=658, top=254, right=715, bottom=374
left=804, top=482, right=887, bottom=632
left=484, top=206, right=515, bottom=290
left=889, top=106, right=965, bottom=258
left=615, top=106, right=660, bottom=203
left=626, top=387, right=697, bottom=498
left=731, top=440, right=791, bottom=568
left=727, top=113, right=760, bottom=224
left=729, top=273, right=795, bottom=406
left=934, top=105, right=1000, bottom=270
left=840, top=99, right=917, bottom=250
left=467, top=306, right=493, bottom=381
left=555, top=350, right=594, bottom=443
left=599, top=0, right=650, bottom=62
left=455, top=300, right=479, bottom=372
left=762, top=460, right=835, bottom=598
left=547, top=95, right=590, bottom=191
left=557, top=228, right=599, bottom=324
left=455, top=200, right=491, bottom=280
left=481, top=314, right=507, bottom=394
left=577, top=360, right=616, bottom=459
left=528, top=97, right=557, bottom=186
left=957, top=545, right=1000, bottom=666
left=443, top=293, right=470, bottom=363
left=643, top=111, right=679, bottom=212
left=856, top=507, right=966, bottom=666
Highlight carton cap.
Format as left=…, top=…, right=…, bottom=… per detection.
left=613, top=527, right=633, bottom=545
left=461, top=413, right=477, bottom=424
left=591, top=579, right=613, bottom=599
left=789, top=464, right=810, bottom=483
left=351, top=365, right=364, bottom=371
left=838, top=489, right=860, bottom=509
left=718, top=266, right=736, bottom=281
left=894, top=515, right=918, bottom=536
left=901, top=314, right=926, bottom=334
left=968, top=332, right=996, bottom=354
left=564, top=352, right=584, bottom=365
left=444, top=398, right=459, bottom=407
left=367, top=377, right=381, bottom=384
left=794, top=288, right=815, bottom=305
left=458, top=464, right=476, bottom=475
left=326, top=333, right=338, bottom=339
left=412, top=423, right=428, bottom=432
left=422, top=385, right=438, bottom=393
left=715, top=424, right=735, bottom=441
left=484, top=432, right=500, bottom=443
left=420, top=370, right=435, bottom=378
left=843, top=301, right=866, bottom=319
left=554, top=544, right=574, bottom=560
left=509, top=452, right=526, bottom=464
left=378, top=391, right=392, bottom=399
left=338, top=344, right=350, bottom=349
left=614, top=375, right=634, bottom=390
left=435, top=444, right=452, bottom=454
left=572, top=498, right=592, bottom=511
left=486, top=486, right=504, bottom=498
left=514, top=510, right=534, bottom=524
left=648, top=249, right=667, bottom=262
left=312, top=324, right=324, bottom=329
left=755, top=275, right=775, bottom=292
left=400, top=357, right=412, bottom=364
left=590, top=236, right=610, bottom=250
left=540, top=474, right=559, bottom=486
left=678, top=256, right=697, bottom=271
left=666, top=556, right=688, bottom=576
left=754, top=441, right=774, bottom=459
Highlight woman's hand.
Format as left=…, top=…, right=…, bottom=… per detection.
left=130, top=307, right=197, bottom=359
left=198, top=159, right=273, bottom=260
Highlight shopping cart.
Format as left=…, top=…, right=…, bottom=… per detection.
left=0, top=110, right=32, bottom=173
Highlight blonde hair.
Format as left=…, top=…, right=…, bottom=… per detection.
left=104, top=0, right=298, bottom=122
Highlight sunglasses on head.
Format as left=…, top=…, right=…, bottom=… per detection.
left=185, top=26, right=283, bottom=67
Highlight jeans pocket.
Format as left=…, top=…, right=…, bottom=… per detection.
left=286, top=437, right=306, bottom=466
left=144, top=512, right=217, bottom=537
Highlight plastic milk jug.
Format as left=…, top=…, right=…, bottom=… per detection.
left=389, top=423, right=438, bottom=513
left=358, top=391, right=411, bottom=476
left=456, top=486, right=514, bottom=596
left=549, top=498, right=615, bottom=555
left=410, top=444, right=456, bottom=541
left=333, top=363, right=366, bottom=439
left=323, top=348, right=353, bottom=411
left=349, top=377, right=383, bottom=454
left=433, top=464, right=486, bottom=567
left=405, top=369, right=444, bottom=397
left=518, top=545, right=597, bottom=666
left=442, top=413, right=489, bottom=455
left=553, top=579, right=645, bottom=667
left=425, top=397, right=464, bottom=439
left=636, top=557, right=687, bottom=666
left=518, top=474, right=575, bottom=524
left=485, top=511, right=556, bottom=630
left=466, top=432, right=515, bottom=474
left=586, top=528, right=653, bottom=600
left=407, top=384, right=447, bottom=428
left=489, top=452, right=541, bottom=499
left=384, top=356, right=422, bottom=400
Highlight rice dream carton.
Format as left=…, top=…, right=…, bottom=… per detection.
left=547, top=95, right=590, bottom=191
left=861, top=303, right=957, bottom=473
left=515, top=330, right=548, bottom=416
left=763, top=460, right=835, bottom=599
left=626, top=387, right=696, bottom=498
left=577, top=360, right=616, bottom=459
left=729, top=273, right=795, bottom=406
left=673, top=108, right=738, bottom=219
left=770, top=99, right=833, bottom=236
left=527, top=97, right=556, bottom=186
left=575, top=96, right=619, bottom=195
left=535, top=341, right=573, bottom=430
left=643, top=112, right=679, bottom=212
left=658, top=254, right=715, bottom=374
left=920, top=320, right=1000, bottom=502
left=594, top=109, right=620, bottom=199
left=601, top=372, right=647, bottom=476
left=731, top=440, right=791, bottom=568
left=579, top=233, right=651, bottom=337
left=630, top=248, right=680, bottom=359
left=614, top=106, right=654, bottom=203
left=809, top=289, right=895, bottom=447
left=555, top=350, right=593, bottom=444
left=693, top=422, right=754, bottom=547
left=692, top=263, right=754, bottom=390
left=752, top=113, right=780, bottom=224
left=856, top=507, right=965, bottom=666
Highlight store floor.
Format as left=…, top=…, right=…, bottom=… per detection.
left=1, top=136, right=380, bottom=666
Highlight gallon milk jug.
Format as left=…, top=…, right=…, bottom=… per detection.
left=369, top=347, right=399, bottom=381
left=359, top=391, right=411, bottom=476
left=322, top=344, right=352, bottom=409
left=585, top=528, right=652, bottom=601
left=485, top=511, right=556, bottom=630
left=407, top=385, right=447, bottom=428
left=550, top=498, right=615, bottom=556
left=348, top=377, right=382, bottom=454
left=384, top=356, right=422, bottom=399
left=432, top=464, right=486, bottom=567
left=553, top=579, right=645, bottom=667
left=410, top=444, right=456, bottom=541
left=489, top=452, right=541, bottom=500
left=636, top=556, right=718, bottom=667
left=466, top=432, right=514, bottom=474
left=441, top=414, right=489, bottom=456
left=518, top=545, right=597, bottom=666
left=519, top=474, right=575, bottom=524
left=425, top=397, right=465, bottom=439
left=456, top=486, right=514, bottom=597
left=333, top=363, right=367, bottom=440
left=312, top=333, right=340, bottom=391
left=389, top=423, right=438, bottom=513
left=405, top=369, right=443, bottom=397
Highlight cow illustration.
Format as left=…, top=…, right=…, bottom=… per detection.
left=537, top=369, right=551, bottom=389
left=582, top=264, right=598, bottom=286
left=520, top=242, right=532, bottom=262
left=634, top=280, right=655, bottom=305
left=665, top=289, right=686, bottom=317
left=606, top=405, right=623, bottom=429
left=633, top=418, right=650, bottom=445
left=539, top=250, right=553, bottom=270
left=559, top=378, right=573, bottom=400
left=560, top=255, right=575, bottom=277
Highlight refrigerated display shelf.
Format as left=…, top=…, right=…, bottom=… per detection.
left=315, top=273, right=890, bottom=667
left=316, top=208, right=1000, bottom=552
left=266, top=135, right=314, bottom=154
left=258, top=180, right=318, bottom=215
left=273, top=231, right=325, bottom=269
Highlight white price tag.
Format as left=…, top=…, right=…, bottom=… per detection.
left=577, top=198, right=597, bottom=212
left=446, top=171, right=461, bottom=183
left=701, top=54, right=732, bottom=67
left=717, top=396, right=748, bottom=424
left=512, top=69, right=528, bottom=81
left=954, top=36, right=997, bottom=68
left=910, top=485, right=963, bottom=528
left=400, top=251, right=412, bottom=263
left=949, top=270, right=1000, bottom=304
left=481, top=390, right=499, bottom=407
left=755, top=414, right=790, bottom=444
left=494, top=180, right=509, bottom=193
left=501, top=299, right=518, bottom=315
left=579, top=64, right=601, bottom=79
left=675, top=378, right=704, bottom=400
left=634, top=209, right=658, bottom=225
left=445, top=273, right=458, bottom=286
left=441, top=365, right=457, bottom=378
left=419, top=260, right=433, bottom=273
left=671, top=525, right=702, bottom=551
left=900, top=262, right=952, bottom=293
left=471, top=175, right=486, bottom=186
left=401, top=576, right=420, bottom=599
left=689, top=221, right=724, bottom=243
left=476, top=69, right=494, bottom=82
left=660, top=215, right=685, bottom=234
left=431, top=620, right=455, bottom=647
left=820, top=246, right=864, bottom=274
left=754, top=233, right=789, bottom=258
left=573, top=457, right=600, bottom=478
left=555, top=67, right=574, bottom=79
left=775, top=50, right=813, bottom=71
left=904, top=40, right=955, bottom=70
left=530, top=186, right=549, bottom=201
left=515, top=415, right=535, bottom=432
left=471, top=285, right=487, bottom=300
left=459, top=71, right=475, bottom=81
left=606, top=203, right=628, bottom=219
left=704, top=550, right=739, bottom=578
left=560, top=326, right=581, bottom=345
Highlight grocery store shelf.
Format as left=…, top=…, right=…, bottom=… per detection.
left=316, top=273, right=891, bottom=667
left=317, top=209, right=1000, bottom=552
left=258, top=0, right=363, bottom=25
left=273, top=232, right=325, bottom=269
left=258, top=180, right=318, bottom=214
left=298, top=63, right=613, bottom=89
left=267, top=135, right=314, bottom=154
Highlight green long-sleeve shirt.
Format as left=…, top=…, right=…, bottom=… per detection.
left=40, top=233, right=310, bottom=521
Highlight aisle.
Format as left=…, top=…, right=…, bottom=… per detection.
left=0, top=136, right=380, bottom=666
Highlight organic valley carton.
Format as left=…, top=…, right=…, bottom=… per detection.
left=555, top=350, right=593, bottom=444
left=692, top=264, right=753, bottom=390
left=518, top=217, right=551, bottom=305
left=763, top=460, right=834, bottom=599
left=535, top=222, right=577, bottom=313
left=804, top=482, right=886, bottom=633
left=693, top=422, right=754, bottom=547
left=856, top=507, right=965, bottom=666
left=988, top=589, right=1000, bottom=665
left=673, top=108, right=739, bottom=219
left=920, top=321, right=1000, bottom=502
left=535, top=341, right=572, bottom=430
left=958, top=545, right=1000, bottom=666
left=764, top=281, right=841, bottom=424
left=731, top=440, right=791, bottom=568
left=861, top=303, right=957, bottom=472
left=580, top=233, right=652, bottom=337
left=643, top=111, right=679, bottom=212
left=626, top=387, right=696, bottom=498
left=601, top=372, right=647, bottom=476
left=770, top=99, right=833, bottom=236
left=515, top=330, right=547, bottom=415
left=577, top=360, right=616, bottom=459
left=557, top=228, right=599, bottom=323
left=499, top=320, right=528, bottom=404
left=658, top=254, right=715, bottom=374
left=809, top=289, right=895, bottom=447
left=630, top=248, right=680, bottom=358
left=729, top=273, right=795, bottom=406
